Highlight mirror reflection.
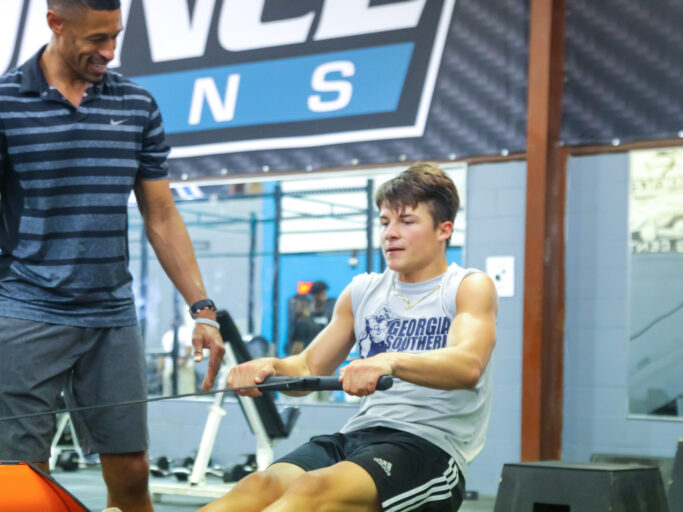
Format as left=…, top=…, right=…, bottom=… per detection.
left=628, top=147, right=683, bottom=417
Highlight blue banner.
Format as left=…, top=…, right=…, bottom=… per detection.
left=133, top=44, right=414, bottom=134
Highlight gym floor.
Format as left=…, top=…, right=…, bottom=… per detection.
left=53, top=467, right=497, bottom=511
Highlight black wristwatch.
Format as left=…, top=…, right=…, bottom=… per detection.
left=189, top=298, right=217, bottom=319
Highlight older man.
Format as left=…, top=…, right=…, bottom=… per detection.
left=0, top=1, right=225, bottom=510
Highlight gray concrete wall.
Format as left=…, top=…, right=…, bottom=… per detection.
left=463, top=160, right=527, bottom=494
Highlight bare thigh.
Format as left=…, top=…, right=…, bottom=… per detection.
left=199, top=462, right=306, bottom=512
left=265, top=460, right=381, bottom=512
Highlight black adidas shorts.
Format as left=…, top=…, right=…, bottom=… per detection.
left=274, top=426, right=466, bottom=512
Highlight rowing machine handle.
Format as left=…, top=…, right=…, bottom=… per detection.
left=262, top=375, right=393, bottom=392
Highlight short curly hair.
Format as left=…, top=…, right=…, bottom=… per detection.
left=375, top=162, right=460, bottom=228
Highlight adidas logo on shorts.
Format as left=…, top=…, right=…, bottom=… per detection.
left=373, top=457, right=392, bottom=476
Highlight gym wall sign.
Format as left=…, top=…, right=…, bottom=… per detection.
left=1, top=0, right=455, bottom=159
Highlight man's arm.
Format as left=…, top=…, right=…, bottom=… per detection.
left=340, top=272, right=497, bottom=395
left=134, top=178, right=225, bottom=391
left=228, top=284, right=357, bottom=396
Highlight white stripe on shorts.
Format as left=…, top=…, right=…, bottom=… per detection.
left=382, top=457, right=459, bottom=512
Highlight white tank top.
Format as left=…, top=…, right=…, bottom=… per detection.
left=340, top=263, right=494, bottom=477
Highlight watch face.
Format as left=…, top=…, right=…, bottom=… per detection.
left=190, top=299, right=216, bottom=318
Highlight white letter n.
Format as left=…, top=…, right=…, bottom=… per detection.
left=188, top=74, right=241, bottom=126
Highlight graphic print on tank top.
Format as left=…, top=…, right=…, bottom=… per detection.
left=358, top=305, right=451, bottom=358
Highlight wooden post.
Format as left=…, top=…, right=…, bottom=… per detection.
left=522, top=0, right=567, bottom=461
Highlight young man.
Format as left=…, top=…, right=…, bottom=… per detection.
left=286, top=295, right=319, bottom=356
left=202, top=163, right=497, bottom=512
left=308, top=280, right=335, bottom=327
left=0, top=1, right=224, bottom=511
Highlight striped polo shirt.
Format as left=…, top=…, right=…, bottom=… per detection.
left=0, top=46, right=169, bottom=327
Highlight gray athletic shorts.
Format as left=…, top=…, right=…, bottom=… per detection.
left=0, top=316, right=148, bottom=462
left=275, top=426, right=466, bottom=512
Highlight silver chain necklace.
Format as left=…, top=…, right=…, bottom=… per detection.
left=391, top=278, right=442, bottom=311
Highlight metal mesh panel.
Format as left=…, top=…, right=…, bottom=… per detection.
left=562, top=0, right=683, bottom=146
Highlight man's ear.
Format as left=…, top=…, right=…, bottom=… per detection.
left=437, top=221, right=454, bottom=242
left=46, top=10, right=66, bottom=35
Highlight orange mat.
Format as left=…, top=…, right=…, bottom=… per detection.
left=0, top=461, right=88, bottom=511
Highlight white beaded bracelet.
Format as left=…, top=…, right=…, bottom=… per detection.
left=195, top=318, right=220, bottom=329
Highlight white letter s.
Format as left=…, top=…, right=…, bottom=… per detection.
left=308, top=61, right=355, bottom=113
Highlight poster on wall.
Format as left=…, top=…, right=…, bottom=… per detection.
left=1, top=0, right=529, bottom=176
left=629, top=148, right=683, bottom=254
